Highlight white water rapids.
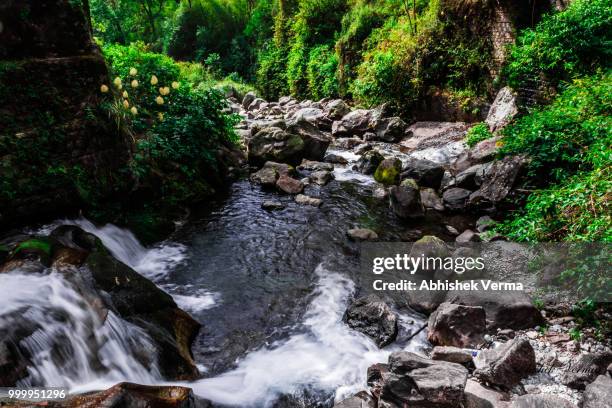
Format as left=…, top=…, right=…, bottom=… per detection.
left=4, top=219, right=428, bottom=406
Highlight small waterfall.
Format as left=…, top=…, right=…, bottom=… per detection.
left=0, top=270, right=161, bottom=389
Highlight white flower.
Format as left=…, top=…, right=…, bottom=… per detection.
left=157, top=112, right=164, bottom=121
left=100, top=84, right=109, bottom=93
left=113, top=77, right=122, bottom=86
left=151, top=75, right=158, bottom=85
left=123, top=100, right=129, bottom=108
left=131, top=79, right=139, bottom=88
left=156, top=96, right=164, bottom=105
left=122, top=90, right=128, bottom=98
left=171, top=81, right=180, bottom=89
left=129, top=68, right=138, bottom=76
left=130, top=106, right=138, bottom=115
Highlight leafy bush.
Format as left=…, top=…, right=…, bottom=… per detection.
left=504, top=0, right=612, bottom=90
left=256, top=42, right=290, bottom=100
left=306, top=45, right=339, bottom=99
left=465, top=122, right=493, bottom=147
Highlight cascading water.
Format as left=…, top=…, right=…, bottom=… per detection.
left=0, top=270, right=161, bottom=389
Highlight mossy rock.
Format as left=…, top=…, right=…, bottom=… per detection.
left=374, top=158, right=402, bottom=185
left=11, top=238, right=55, bottom=266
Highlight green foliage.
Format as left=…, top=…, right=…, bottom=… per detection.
left=465, top=122, right=493, bottom=147
left=306, top=45, right=339, bottom=99
left=505, top=0, right=612, bottom=90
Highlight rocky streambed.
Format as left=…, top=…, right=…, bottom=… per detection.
left=0, top=91, right=610, bottom=408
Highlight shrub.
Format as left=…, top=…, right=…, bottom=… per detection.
left=465, top=122, right=493, bottom=147
left=504, top=0, right=612, bottom=90
left=306, top=45, right=339, bottom=99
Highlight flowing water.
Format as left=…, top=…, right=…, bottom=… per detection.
left=3, top=150, right=473, bottom=406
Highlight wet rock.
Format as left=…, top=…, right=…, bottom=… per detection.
left=374, top=158, right=402, bottom=185
left=455, top=163, right=489, bottom=190
left=389, top=179, right=424, bottom=219
left=474, top=338, right=536, bottom=388
left=298, top=159, right=334, bottom=172
left=379, top=351, right=468, bottom=407
left=347, top=228, right=379, bottom=242
left=242, top=91, right=257, bottom=109
left=289, top=107, right=332, bottom=131
left=582, top=375, right=612, bottom=408
left=354, top=143, right=373, bottom=155
left=333, top=392, right=376, bottom=408
left=334, top=137, right=364, bottom=149
left=247, top=127, right=305, bottom=166
left=287, top=118, right=333, bottom=161
left=262, top=200, right=285, bottom=211
left=443, top=188, right=472, bottom=211
left=400, top=158, right=445, bottom=189
left=50, top=225, right=99, bottom=252
left=428, top=302, right=486, bottom=348
left=0, top=337, right=29, bottom=387
left=373, top=187, right=388, bottom=200
left=456, top=229, right=481, bottom=243
left=344, top=295, right=398, bottom=347
left=510, top=394, right=576, bottom=408
left=485, top=87, right=518, bottom=132
left=356, top=150, right=385, bottom=175
left=445, top=289, right=544, bottom=330
left=295, top=194, right=322, bottom=207
left=452, top=138, right=501, bottom=174
left=420, top=188, right=445, bottom=211
left=469, top=156, right=525, bottom=208
left=325, top=99, right=351, bottom=120
left=51, top=246, right=88, bottom=268
left=332, top=109, right=372, bottom=138
left=431, top=346, right=474, bottom=365
left=250, top=166, right=279, bottom=187
left=276, top=175, right=304, bottom=194
left=367, top=117, right=407, bottom=143
left=5, top=237, right=55, bottom=267
left=476, top=216, right=497, bottom=232
left=560, top=351, right=612, bottom=390
left=310, top=170, right=334, bottom=186
left=324, top=153, right=348, bottom=164
left=56, top=382, right=212, bottom=408
left=248, top=97, right=267, bottom=111
left=263, top=161, right=295, bottom=176
left=464, top=379, right=510, bottom=408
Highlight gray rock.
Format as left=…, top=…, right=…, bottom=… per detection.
left=420, top=188, right=445, bottom=211
left=248, top=127, right=305, bottom=166
left=289, top=107, right=332, bottom=130
left=295, top=194, right=322, bottom=207
left=474, top=338, right=536, bottom=388
left=332, top=109, right=372, bottom=138
left=455, top=163, right=489, bottom=190
left=248, top=97, right=266, bottom=111
left=310, top=170, right=334, bottom=186
left=262, top=161, right=295, bottom=176
left=469, top=156, right=525, bottom=208
left=345, top=295, right=397, bottom=347
left=582, top=375, right=612, bottom=408
left=428, top=302, right=486, bottom=348
left=325, top=99, right=351, bottom=120
left=485, top=87, right=518, bottom=132
left=443, top=188, right=472, bottom=211
left=286, top=117, right=332, bottom=161
left=367, top=117, right=407, bottom=143
left=250, top=166, right=279, bottom=187
left=476, top=216, right=497, bottom=232
left=324, top=153, right=348, bottom=164
left=431, top=346, right=474, bottom=365
left=347, top=228, right=379, bottom=242
left=242, top=91, right=256, bottom=109
left=262, top=200, right=285, bottom=211
left=456, top=229, right=481, bottom=243
left=298, top=159, right=334, bottom=172
left=333, top=392, right=375, bottom=408
left=381, top=352, right=468, bottom=407
left=389, top=179, right=424, bottom=219
left=560, top=352, right=612, bottom=390
left=374, top=158, right=402, bottom=185
left=276, top=175, right=304, bottom=194
left=510, top=395, right=576, bottom=408
left=464, top=379, right=510, bottom=408
left=401, top=158, right=445, bottom=189
left=354, top=143, right=373, bottom=155
left=356, top=150, right=385, bottom=175
left=334, top=137, right=364, bottom=149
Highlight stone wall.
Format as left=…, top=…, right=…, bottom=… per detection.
left=0, top=0, right=131, bottom=228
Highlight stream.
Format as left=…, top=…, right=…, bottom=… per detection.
left=2, top=148, right=473, bottom=407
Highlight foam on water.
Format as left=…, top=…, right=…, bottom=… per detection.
left=189, top=263, right=427, bottom=407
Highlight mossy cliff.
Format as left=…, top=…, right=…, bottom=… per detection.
left=0, top=0, right=132, bottom=228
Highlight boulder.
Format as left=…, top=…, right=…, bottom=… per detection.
left=354, top=143, right=373, bottom=155
left=344, top=295, right=398, bottom=347
left=380, top=352, right=468, bottom=407
left=560, top=352, right=612, bottom=390
left=56, top=382, right=212, bottom=408
left=456, top=230, right=481, bottom=243
left=443, top=188, right=472, bottom=211
left=367, top=117, right=407, bottom=143
left=334, top=137, right=364, bottom=149
left=473, top=338, right=536, bottom=388
left=389, top=179, right=424, bottom=219
left=325, top=99, right=351, bottom=120
left=262, top=200, right=285, bottom=211
left=287, top=118, right=333, bottom=161
left=374, top=158, right=402, bottom=185
left=289, top=107, right=332, bottom=130
left=401, top=158, right=445, bottom=189
left=485, top=87, right=518, bottom=132
left=464, top=379, right=510, bottom=408
left=247, top=127, right=305, bottom=166
left=469, top=156, right=525, bottom=207
left=295, top=194, right=322, bottom=207
left=476, top=216, right=497, bottom=232
left=332, top=109, right=372, bottom=138
left=510, top=395, right=576, bottom=408
left=324, top=153, right=348, bottom=164
left=582, top=375, right=612, bottom=408
left=242, top=91, right=257, bottom=109
left=250, top=167, right=279, bottom=187
left=310, top=170, right=334, bottom=186
left=276, top=175, right=304, bottom=194
left=431, top=346, right=474, bottom=365
left=263, top=161, right=295, bottom=176
left=428, top=302, right=486, bottom=348
left=333, top=392, right=376, bottom=408
left=356, top=150, right=385, bottom=175
left=420, top=188, right=445, bottom=211
left=347, top=228, right=379, bottom=242
left=248, top=97, right=266, bottom=111
left=455, top=163, right=489, bottom=190
left=298, top=159, right=334, bottom=172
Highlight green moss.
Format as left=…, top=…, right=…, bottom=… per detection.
left=465, top=122, right=493, bottom=147
left=13, top=238, right=54, bottom=259
left=374, top=159, right=401, bottom=185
